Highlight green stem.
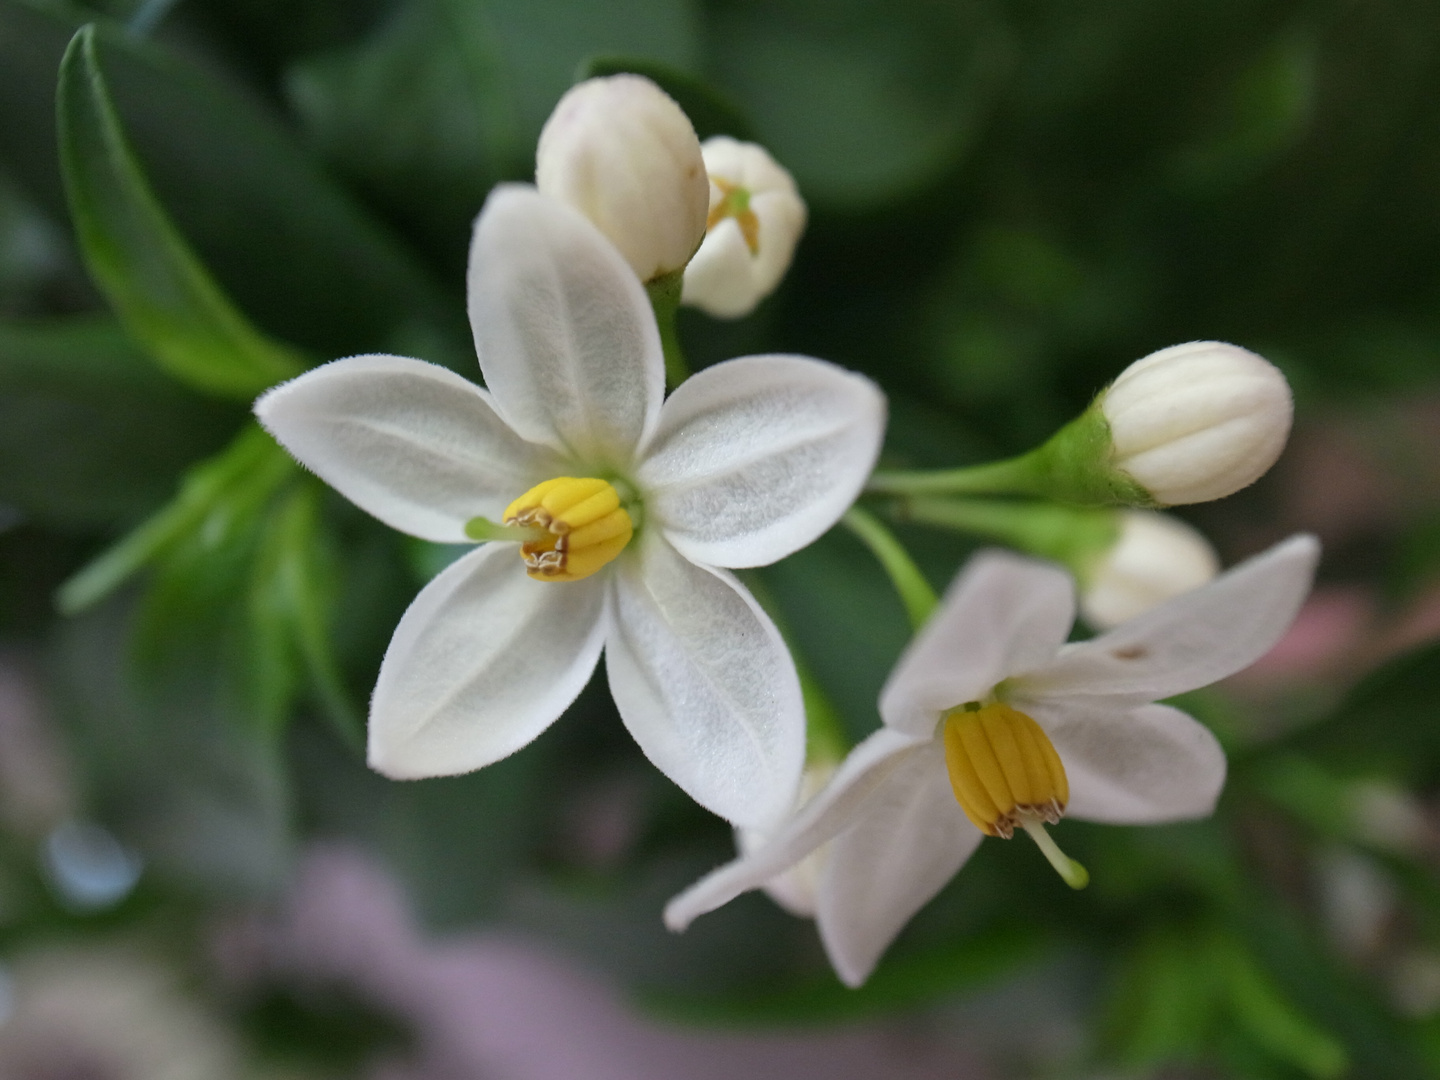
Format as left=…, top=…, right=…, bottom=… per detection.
left=646, top=270, right=689, bottom=389
left=866, top=451, right=1048, bottom=498
left=841, top=506, right=937, bottom=631
left=897, top=497, right=1119, bottom=572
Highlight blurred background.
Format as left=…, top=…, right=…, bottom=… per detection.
left=3, top=0, right=1440, bottom=1076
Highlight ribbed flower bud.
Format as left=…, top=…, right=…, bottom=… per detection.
left=535, top=75, right=709, bottom=283
left=681, top=137, right=808, bottom=318
left=1101, top=341, right=1293, bottom=505
left=1079, top=510, right=1220, bottom=628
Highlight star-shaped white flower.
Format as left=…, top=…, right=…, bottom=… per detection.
left=665, top=535, right=1319, bottom=983
left=255, top=185, right=885, bottom=829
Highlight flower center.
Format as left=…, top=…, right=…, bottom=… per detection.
left=502, top=477, right=633, bottom=582
left=707, top=178, right=760, bottom=254
left=943, top=702, right=1088, bottom=889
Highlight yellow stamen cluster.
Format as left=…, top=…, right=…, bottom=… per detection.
left=503, top=477, right=633, bottom=582
left=942, top=703, right=1069, bottom=839
left=707, top=178, right=760, bottom=254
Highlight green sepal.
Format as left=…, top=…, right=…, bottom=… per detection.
left=56, top=24, right=306, bottom=399
left=1023, top=401, right=1159, bottom=508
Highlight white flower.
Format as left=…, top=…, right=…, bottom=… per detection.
left=1103, top=341, right=1293, bottom=505
left=255, top=185, right=885, bottom=829
left=681, top=137, right=808, bottom=318
left=1080, top=510, right=1220, bottom=628
left=536, top=75, right=710, bottom=283
left=736, top=760, right=837, bottom=917
left=666, top=535, right=1319, bottom=984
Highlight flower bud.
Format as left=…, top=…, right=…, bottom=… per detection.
left=681, top=137, right=808, bottom=318
left=535, top=75, right=709, bottom=283
left=1079, top=510, right=1220, bottom=628
left=1101, top=341, right=1293, bottom=505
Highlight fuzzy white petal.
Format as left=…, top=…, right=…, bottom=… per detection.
left=818, top=742, right=982, bottom=987
left=368, top=544, right=607, bottom=779
left=638, top=355, right=886, bottom=568
left=467, top=185, right=663, bottom=465
left=255, top=355, right=560, bottom=542
left=664, top=728, right=929, bottom=931
left=1040, top=703, right=1227, bottom=823
left=606, top=533, right=804, bottom=828
left=879, top=550, right=1076, bottom=737
left=1017, top=534, right=1319, bottom=705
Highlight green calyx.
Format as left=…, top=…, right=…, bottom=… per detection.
left=867, top=399, right=1158, bottom=508
left=1021, top=401, right=1158, bottom=508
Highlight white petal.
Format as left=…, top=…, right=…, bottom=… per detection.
left=879, top=550, right=1076, bottom=738
left=638, top=355, right=886, bottom=568
left=369, top=543, right=607, bottom=779
left=256, top=355, right=560, bottom=542
left=606, top=533, right=804, bottom=828
left=467, top=185, right=663, bottom=465
left=1016, top=534, right=1319, bottom=706
left=817, top=742, right=982, bottom=987
left=664, top=728, right=930, bottom=931
left=1041, top=703, right=1226, bottom=823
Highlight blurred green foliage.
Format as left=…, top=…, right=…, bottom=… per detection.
left=1, top=0, right=1440, bottom=1075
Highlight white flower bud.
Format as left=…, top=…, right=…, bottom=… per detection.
left=681, top=137, right=808, bottom=318
left=1080, top=510, right=1220, bottom=628
left=535, top=75, right=709, bottom=283
left=1102, top=341, right=1293, bottom=505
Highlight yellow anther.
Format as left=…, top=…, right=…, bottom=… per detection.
left=942, top=703, right=1069, bottom=839
left=707, top=177, right=760, bottom=254
left=503, top=477, right=633, bottom=582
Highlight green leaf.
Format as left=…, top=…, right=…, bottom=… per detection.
left=0, top=315, right=236, bottom=528
left=57, top=23, right=305, bottom=398
left=578, top=56, right=754, bottom=141
left=0, top=0, right=455, bottom=361
left=639, top=922, right=1045, bottom=1025
left=56, top=423, right=292, bottom=614
left=1219, top=939, right=1348, bottom=1079
left=49, top=589, right=293, bottom=899
left=247, top=484, right=363, bottom=750
left=708, top=0, right=1009, bottom=206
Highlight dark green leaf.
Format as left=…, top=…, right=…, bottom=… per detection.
left=579, top=56, right=754, bottom=141
left=0, top=0, right=455, bottom=360
left=58, top=23, right=305, bottom=397
left=0, top=315, right=236, bottom=529
left=709, top=0, right=1010, bottom=206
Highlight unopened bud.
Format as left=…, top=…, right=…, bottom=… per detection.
left=681, top=137, right=807, bottom=318
left=1079, top=511, right=1220, bottom=628
left=535, top=75, right=709, bottom=283
left=1101, top=341, right=1293, bottom=505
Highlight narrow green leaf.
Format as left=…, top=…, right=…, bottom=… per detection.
left=249, top=485, right=363, bottom=751
left=56, top=424, right=292, bottom=614
left=1220, top=939, right=1349, bottom=1079
left=56, top=24, right=305, bottom=398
